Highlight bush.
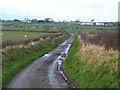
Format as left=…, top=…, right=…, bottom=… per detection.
left=78, top=31, right=118, bottom=50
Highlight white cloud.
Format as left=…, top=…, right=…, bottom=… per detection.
left=0, top=0, right=119, bottom=21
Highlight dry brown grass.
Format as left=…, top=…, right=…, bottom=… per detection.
left=79, top=44, right=118, bottom=68
left=63, top=35, right=118, bottom=88
left=78, top=34, right=118, bottom=78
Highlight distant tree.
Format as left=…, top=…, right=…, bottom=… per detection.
left=14, top=19, right=20, bottom=22
left=44, top=18, right=54, bottom=23
left=37, top=20, right=44, bottom=23
left=31, top=19, right=38, bottom=23
left=75, top=19, right=80, bottom=22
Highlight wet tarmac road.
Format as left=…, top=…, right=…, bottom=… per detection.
left=7, top=34, right=74, bottom=88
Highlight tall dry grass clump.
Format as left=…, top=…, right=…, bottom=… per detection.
left=78, top=31, right=118, bottom=51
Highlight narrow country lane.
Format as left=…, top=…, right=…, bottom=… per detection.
left=7, top=34, right=74, bottom=88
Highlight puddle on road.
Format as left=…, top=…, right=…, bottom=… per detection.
left=48, top=57, right=61, bottom=88
left=48, top=34, right=75, bottom=88
left=44, top=54, right=52, bottom=57
left=48, top=44, right=74, bottom=88
left=33, top=34, right=75, bottom=88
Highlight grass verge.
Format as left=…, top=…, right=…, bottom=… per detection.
left=63, top=35, right=118, bottom=88
left=2, top=34, right=70, bottom=88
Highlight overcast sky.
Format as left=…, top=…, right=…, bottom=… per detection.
left=0, top=0, right=119, bottom=22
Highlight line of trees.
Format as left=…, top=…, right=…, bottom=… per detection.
left=13, top=18, right=55, bottom=23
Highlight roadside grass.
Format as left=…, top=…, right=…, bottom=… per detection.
left=63, top=35, right=118, bottom=88
left=2, top=34, right=70, bottom=88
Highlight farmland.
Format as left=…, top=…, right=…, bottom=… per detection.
left=1, top=21, right=118, bottom=88
left=2, top=31, right=57, bottom=41
left=2, top=21, right=116, bottom=32
left=2, top=31, right=64, bottom=49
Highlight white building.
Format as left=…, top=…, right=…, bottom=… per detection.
left=21, top=18, right=31, bottom=23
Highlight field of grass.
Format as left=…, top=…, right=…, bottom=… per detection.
left=2, top=27, right=42, bottom=31
left=2, top=31, right=64, bottom=49
left=2, top=34, right=69, bottom=88
left=2, top=22, right=116, bottom=33
left=63, top=35, right=118, bottom=88
left=2, top=31, right=57, bottom=41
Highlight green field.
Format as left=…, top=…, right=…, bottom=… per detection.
left=2, top=31, right=57, bottom=41
left=2, top=22, right=116, bottom=33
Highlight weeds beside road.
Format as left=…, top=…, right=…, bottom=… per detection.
left=63, top=34, right=118, bottom=88
left=2, top=34, right=70, bottom=88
